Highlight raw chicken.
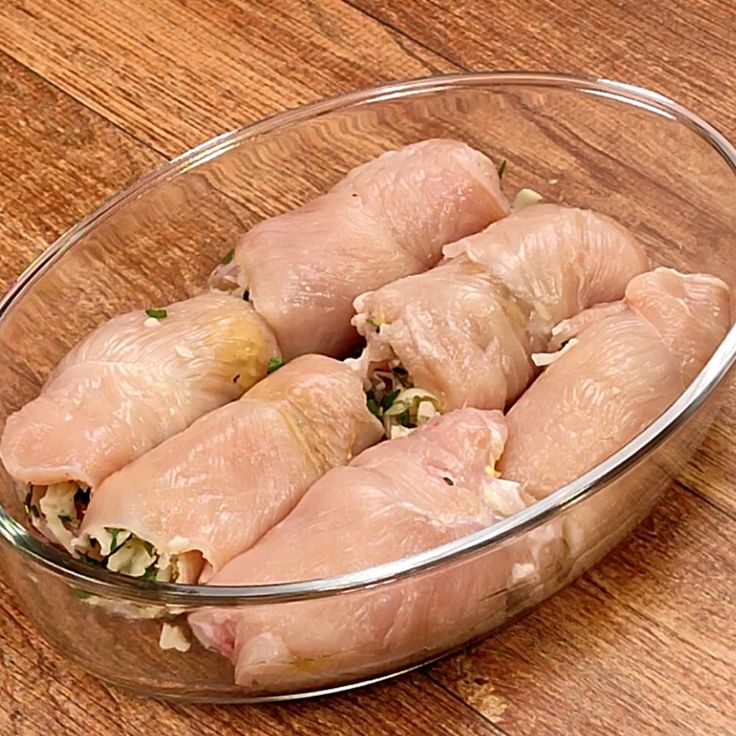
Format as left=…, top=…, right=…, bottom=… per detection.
left=75, top=355, right=383, bottom=583
left=500, top=267, right=732, bottom=497
left=353, top=258, right=536, bottom=411
left=190, top=409, right=557, bottom=691
left=444, top=203, right=651, bottom=334
left=353, top=204, right=648, bottom=412
left=0, top=293, right=278, bottom=550
left=499, top=268, right=732, bottom=568
left=231, top=139, right=509, bottom=359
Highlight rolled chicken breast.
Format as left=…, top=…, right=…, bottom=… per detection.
left=190, top=409, right=557, bottom=690
left=74, top=355, right=383, bottom=583
left=1, top=293, right=279, bottom=551
left=226, top=139, right=509, bottom=359
left=352, top=204, right=649, bottom=419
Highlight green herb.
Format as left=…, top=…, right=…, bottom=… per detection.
left=221, top=248, right=235, bottom=265
left=243, top=289, right=250, bottom=301
left=366, top=397, right=381, bottom=418
left=267, top=357, right=285, bottom=374
left=381, top=388, right=401, bottom=412
left=397, top=408, right=412, bottom=428
left=142, top=565, right=158, bottom=582
left=143, top=540, right=155, bottom=556
left=72, top=589, right=92, bottom=601
left=442, top=476, right=455, bottom=486
left=497, top=158, right=507, bottom=179
left=145, top=308, right=168, bottom=319
left=107, top=527, right=126, bottom=552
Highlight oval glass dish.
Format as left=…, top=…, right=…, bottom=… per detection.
left=0, top=72, right=735, bottom=703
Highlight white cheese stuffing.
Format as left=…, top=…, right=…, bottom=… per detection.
left=107, top=538, right=155, bottom=577
left=511, top=187, right=543, bottom=212
left=531, top=338, right=579, bottom=367
left=389, top=425, right=414, bottom=439
left=159, top=623, right=191, bottom=653
left=38, top=482, right=78, bottom=552
left=382, top=387, right=442, bottom=436
left=144, top=317, right=161, bottom=328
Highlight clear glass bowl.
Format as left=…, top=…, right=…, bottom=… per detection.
left=0, top=72, right=735, bottom=702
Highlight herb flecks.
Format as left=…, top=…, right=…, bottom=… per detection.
left=380, top=388, right=401, bottom=412
left=366, top=392, right=381, bottom=418
left=267, top=357, right=285, bottom=374
left=221, top=248, right=235, bottom=265
left=145, top=308, right=168, bottom=320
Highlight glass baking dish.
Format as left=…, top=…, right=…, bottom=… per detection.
left=0, top=72, right=734, bottom=702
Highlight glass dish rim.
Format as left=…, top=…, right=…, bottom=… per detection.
left=1, top=70, right=735, bottom=607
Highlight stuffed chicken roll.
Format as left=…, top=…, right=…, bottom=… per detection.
left=74, top=355, right=383, bottom=583
left=352, top=204, right=648, bottom=420
left=190, top=409, right=559, bottom=691
left=224, top=139, right=509, bottom=359
left=0, top=293, right=279, bottom=551
left=499, top=268, right=731, bottom=564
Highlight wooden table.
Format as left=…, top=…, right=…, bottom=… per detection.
left=0, top=2, right=734, bottom=734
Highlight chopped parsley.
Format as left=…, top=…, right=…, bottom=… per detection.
left=221, top=248, right=235, bottom=265
left=142, top=565, right=158, bottom=582
left=396, top=408, right=412, bottom=428
left=381, top=388, right=401, bottom=412
left=267, top=357, right=285, bottom=374
left=497, top=158, right=507, bottom=179
left=108, top=527, right=127, bottom=553
left=145, top=308, right=168, bottom=319
left=366, top=394, right=381, bottom=418
left=72, top=589, right=92, bottom=601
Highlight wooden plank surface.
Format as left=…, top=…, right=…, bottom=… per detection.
left=0, top=2, right=734, bottom=734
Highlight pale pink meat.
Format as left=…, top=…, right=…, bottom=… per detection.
left=235, top=139, right=509, bottom=359
left=78, top=355, right=382, bottom=576
left=444, top=203, right=651, bottom=333
left=500, top=268, right=732, bottom=498
left=354, top=204, right=648, bottom=411
left=0, top=293, right=279, bottom=489
left=353, top=258, right=537, bottom=410
left=190, top=410, right=555, bottom=690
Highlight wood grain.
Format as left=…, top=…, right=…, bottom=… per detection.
left=430, top=490, right=736, bottom=735
left=0, top=0, right=454, bottom=155
left=0, top=2, right=734, bottom=735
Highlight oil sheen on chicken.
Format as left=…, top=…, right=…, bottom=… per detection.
left=233, top=139, right=509, bottom=359
left=499, top=267, right=731, bottom=565
left=189, top=409, right=556, bottom=691
left=354, top=204, right=649, bottom=411
left=75, top=355, right=383, bottom=582
left=0, top=293, right=279, bottom=549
